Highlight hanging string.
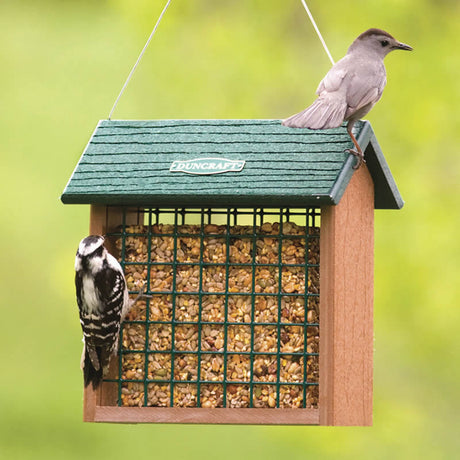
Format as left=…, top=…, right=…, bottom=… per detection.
left=108, top=0, right=174, bottom=120
left=300, top=0, right=335, bottom=65
left=107, top=0, right=333, bottom=119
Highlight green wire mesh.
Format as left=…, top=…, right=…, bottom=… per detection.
left=106, top=207, right=320, bottom=409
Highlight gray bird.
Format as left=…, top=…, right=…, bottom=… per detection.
left=282, top=28, right=412, bottom=168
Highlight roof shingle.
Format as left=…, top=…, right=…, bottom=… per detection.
left=61, top=119, right=403, bottom=209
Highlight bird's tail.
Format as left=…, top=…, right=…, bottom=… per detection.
left=282, top=95, right=347, bottom=130
left=83, top=343, right=110, bottom=389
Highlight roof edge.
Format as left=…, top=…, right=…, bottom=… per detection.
left=326, top=121, right=404, bottom=210
left=328, top=154, right=357, bottom=205
left=60, top=120, right=105, bottom=204
left=358, top=122, right=404, bottom=210
left=60, top=192, right=335, bottom=208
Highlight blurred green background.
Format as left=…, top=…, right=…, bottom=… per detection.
left=1, top=0, right=459, bottom=458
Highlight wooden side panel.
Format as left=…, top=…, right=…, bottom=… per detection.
left=319, top=165, right=374, bottom=426
left=83, top=205, right=142, bottom=421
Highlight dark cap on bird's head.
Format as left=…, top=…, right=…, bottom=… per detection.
left=353, top=28, right=413, bottom=52
left=357, top=28, right=395, bottom=41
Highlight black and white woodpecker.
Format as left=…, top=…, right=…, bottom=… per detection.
left=75, top=235, right=132, bottom=389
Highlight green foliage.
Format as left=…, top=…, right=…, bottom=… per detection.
left=1, top=0, right=458, bottom=458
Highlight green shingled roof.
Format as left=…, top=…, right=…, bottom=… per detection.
left=61, top=119, right=403, bottom=209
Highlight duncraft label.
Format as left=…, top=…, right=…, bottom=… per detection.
left=169, top=158, right=245, bottom=175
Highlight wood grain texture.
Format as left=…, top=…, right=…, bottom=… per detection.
left=92, top=407, right=319, bottom=425
left=89, top=204, right=107, bottom=235
left=319, top=165, right=374, bottom=426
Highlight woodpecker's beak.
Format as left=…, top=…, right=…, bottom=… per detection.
left=394, top=42, right=413, bottom=51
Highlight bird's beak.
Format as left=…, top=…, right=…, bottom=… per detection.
left=394, top=41, right=413, bottom=51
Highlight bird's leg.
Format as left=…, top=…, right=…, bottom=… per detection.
left=345, top=125, right=366, bottom=170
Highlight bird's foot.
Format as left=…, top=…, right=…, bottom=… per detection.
left=344, top=148, right=366, bottom=170
left=131, top=284, right=152, bottom=305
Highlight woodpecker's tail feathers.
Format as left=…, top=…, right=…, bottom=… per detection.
left=282, top=96, right=347, bottom=130
left=83, top=344, right=111, bottom=389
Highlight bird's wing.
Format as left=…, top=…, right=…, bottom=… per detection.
left=316, top=64, right=347, bottom=95
left=346, top=70, right=386, bottom=111
left=316, top=54, right=356, bottom=95
left=317, top=56, right=387, bottom=112
left=94, top=268, right=126, bottom=310
left=75, top=271, right=83, bottom=309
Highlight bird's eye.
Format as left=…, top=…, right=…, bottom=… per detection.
left=381, top=40, right=389, bottom=47
left=92, top=245, right=104, bottom=258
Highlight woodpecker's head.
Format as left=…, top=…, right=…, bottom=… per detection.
left=349, top=28, right=413, bottom=58
left=75, top=235, right=107, bottom=272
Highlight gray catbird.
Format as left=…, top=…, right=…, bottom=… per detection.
left=282, top=28, right=412, bottom=168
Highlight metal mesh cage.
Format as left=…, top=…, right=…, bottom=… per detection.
left=106, top=207, right=320, bottom=409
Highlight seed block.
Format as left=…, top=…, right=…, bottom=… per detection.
left=115, top=218, right=320, bottom=409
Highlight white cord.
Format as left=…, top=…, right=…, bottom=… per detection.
left=300, top=0, right=335, bottom=65
left=107, top=0, right=333, bottom=119
left=108, top=0, right=174, bottom=120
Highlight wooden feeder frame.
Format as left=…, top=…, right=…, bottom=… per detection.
left=62, top=119, right=402, bottom=426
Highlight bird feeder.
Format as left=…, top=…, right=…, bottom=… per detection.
left=62, top=118, right=403, bottom=426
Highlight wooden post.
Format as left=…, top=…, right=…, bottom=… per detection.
left=319, top=165, right=375, bottom=426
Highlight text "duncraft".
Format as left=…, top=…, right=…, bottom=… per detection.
left=169, top=158, right=246, bottom=175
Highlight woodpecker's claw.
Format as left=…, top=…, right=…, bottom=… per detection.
left=344, top=148, right=366, bottom=170
left=131, top=284, right=152, bottom=304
